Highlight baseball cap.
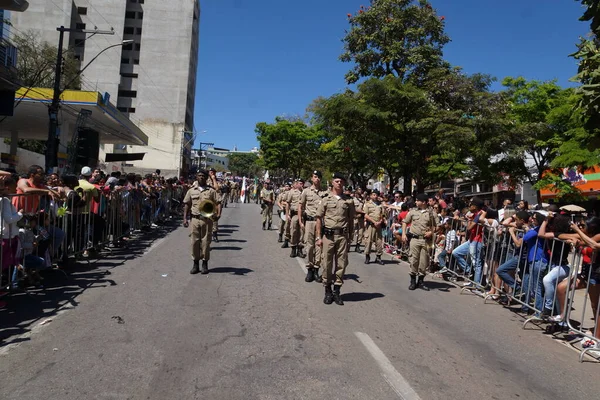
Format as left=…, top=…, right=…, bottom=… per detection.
left=81, top=166, right=92, bottom=177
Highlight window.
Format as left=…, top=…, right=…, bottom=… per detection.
left=74, top=54, right=81, bottom=61
left=77, top=7, right=87, bottom=15
left=121, top=57, right=130, bottom=64
left=117, top=107, right=128, bottom=112
left=136, top=27, right=142, bottom=35
left=118, top=90, right=137, bottom=98
left=134, top=43, right=141, bottom=51
left=125, top=11, right=135, bottom=19
left=138, top=12, right=144, bottom=19
left=75, top=39, right=85, bottom=48
left=139, top=0, right=144, bottom=3
left=121, top=72, right=139, bottom=78
left=123, top=42, right=133, bottom=50
left=75, top=23, right=86, bottom=30
left=123, top=26, right=134, bottom=35
left=133, top=59, right=139, bottom=65
left=128, top=108, right=136, bottom=113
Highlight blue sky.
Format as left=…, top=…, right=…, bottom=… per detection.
left=194, top=0, right=589, bottom=151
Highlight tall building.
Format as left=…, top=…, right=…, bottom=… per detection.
left=10, top=0, right=200, bottom=176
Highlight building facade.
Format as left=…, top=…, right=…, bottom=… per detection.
left=11, top=0, right=200, bottom=176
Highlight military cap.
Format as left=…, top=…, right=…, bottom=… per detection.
left=312, top=170, right=322, bottom=179
left=372, top=189, right=380, bottom=196
left=197, top=169, right=208, bottom=177
left=285, top=180, right=293, bottom=186
left=295, top=177, right=305, bottom=183
left=416, top=193, right=428, bottom=202
left=332, top=172, right=346, bottom=181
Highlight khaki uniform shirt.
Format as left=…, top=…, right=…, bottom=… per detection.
left=183, top=186, right=219, bottom=215
left=403, top=208, right=437, bottom=236
left=300, top=187, right=323, bottom=217
left=260, top=188, right=274, bottom=203
left=316, top=192, right=356, bottom=229
left=276, top=191, right=287, bottom=206
left=363, top=200, right=384, bottom=224
left=353, top=197, right=364, bottom=218
left=285, top=188, right=302, bottom=210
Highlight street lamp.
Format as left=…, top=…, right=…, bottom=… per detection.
left=45, top=25, right=131, bottom=172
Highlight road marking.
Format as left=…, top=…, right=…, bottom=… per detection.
left=354, top=332, right=422, bottom=400
left=295, top=256, right=308, bottom=274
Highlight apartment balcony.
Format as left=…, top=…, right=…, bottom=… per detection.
left=0, top=38, right=19, bottom=88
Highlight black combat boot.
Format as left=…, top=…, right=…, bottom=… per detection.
left=409, top=275, right=417, bottom=290
left=290, top=246, right=297, bottom=258
left=281, top=240, right=289, bottom=248
left=305, top=267, right=315, bottom=282
left=355, top=243, right=360, bottom=253
left=364, top=254, right=370, bottom=264
left=278, top=233, right=283, bottom=243
left=323, top=285, right=333, bottom=304
left=262, top=222, right=266, bottom=230
left=190, top=260, right=200, bottom=275
left=314, top=269, right=322, bottom=283
left=201, top=260, right=209, bottom=275
left=333, top=286, right=344, bottom=305
left=268, top=223, right=272, bottom=230
left=213, top=232, right=219, bottom=243
left=416, top=275, right=428, bottom=290
left=297, top=247, right=306, bottom=258
left=376, top=255, right=384, bottom=265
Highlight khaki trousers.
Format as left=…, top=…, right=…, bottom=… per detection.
left=354, top=216, right=364, bottom=244
left=290, top=214, right=301, bottom=246
left=322, top=233, right=349, bottom=286
left=278, top=214, right=285, bottom=236
left=262, top=205, right=273, bottom=225
left=284, top=214, right=291, bottom=241
left=212, top=215, right=219, bottom=233
left=191, top=217, right=212, bottom=261
left=364, top=225, right=383, bottom=256
left=409, top=238, right=429, bottom=276
left=304, top=220, right=322, bottom=268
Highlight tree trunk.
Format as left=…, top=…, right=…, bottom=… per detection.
left=402, top=174, right=412, bottom=196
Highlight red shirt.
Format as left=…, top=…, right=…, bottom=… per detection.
left=12, top=178, right=45, bottom=213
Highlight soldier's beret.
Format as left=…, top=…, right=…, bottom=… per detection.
left=416, top=193, right=428, bottom=202
left=285, top=180, right=293, bottom=186
left=197, top=169, right=208, bottom=176
left=296, top=178, right=305, bottom=183
left=312, top=170, right=322, bottom=179
left=332, top=172, right=346, bottom=181
left=372, top=189, right=380, bottom=196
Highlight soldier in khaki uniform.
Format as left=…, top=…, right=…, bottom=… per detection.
left=353, top=188, right=365, bottom=253
left=260, top=181, right=275, bottom=230
left=299, top=170, right=326, bottom=283
left=363, top=189, right=385, bottom=265
left=402, top=193, right=437, bottom=290
left=183, top=170, right=220, bottom=275
left=285, top=178, right=304, bottom=258
left=276, top=182, right=290, bottom=242
left=207, top=169, right=222, bottom=243
left=316, top=172, right=355, bottom=305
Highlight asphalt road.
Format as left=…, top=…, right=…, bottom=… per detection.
left=1, top=202, right=599, bottom=400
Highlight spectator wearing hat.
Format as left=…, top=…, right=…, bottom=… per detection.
left=363, top=189, right=386, bottom=265
left=316, top=172, right=355, bottom=305
left=402, top=193, right=438, bottom=290
left=183, top=170, right=220, bottom=275
left=299, top=170, right=325, bottom=283
left=276, top=181, right=291, bottom=243
left=284, top=178, right=305, bottom=258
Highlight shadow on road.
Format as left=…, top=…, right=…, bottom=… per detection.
left=211, top=246, right=243, bottom=251
left=219, top=225, right=239, bottom=229
left=341, top=292, right=384, bottom=302
left=422, top=280, right=454, bottom=292
left=208, top=267, right=253, bottom=276
left=218, top=239, right=247, bottom=243
left=0, top=221, right=179, bottom=347
left=343, top=274, right=362, bottom=283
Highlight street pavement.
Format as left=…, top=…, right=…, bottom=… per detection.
left=1, top=202, right=600, bottom=400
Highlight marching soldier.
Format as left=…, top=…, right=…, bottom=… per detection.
left=276, top=182, right=290, bottom=242
left=402, top=193, right=437, bottom=290
left=353, top=187, right=365, bottom=252
left=260, top=180, right=275, bottom=230
left=363, top=189, right=385, bottom=265
left=285, top=178, right=304, bottom=258
left=183, top=170, right=220, bottom=275
left=281, top=180, right=293, bottom=248
left=316, top=172, right=355, bottom=305
left=299, top=170, right=325, bottom=283
left=207, top=168, right=222, bottom=243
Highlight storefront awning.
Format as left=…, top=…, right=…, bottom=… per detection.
left=105, top=153, right=146, bottom=162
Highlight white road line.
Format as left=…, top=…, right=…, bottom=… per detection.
left=295, top=256, right=308, bottom=274
left=354, top=332, right=422, bottom=400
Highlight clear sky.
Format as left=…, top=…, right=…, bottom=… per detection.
left=193, top=0, right=589, bottom=151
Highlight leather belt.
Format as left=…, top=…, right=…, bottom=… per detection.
left=409, top=233, right=425, bottom=239
left=191, top=214, right=209, bottom=220
left=290, top=210, right=297, bottom=217
left=323, top=227, right=348, bottom=236
left=304, top=214, right=317, bottom=222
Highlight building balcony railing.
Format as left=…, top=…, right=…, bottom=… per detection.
left=0, top=38, right=18, bottom=70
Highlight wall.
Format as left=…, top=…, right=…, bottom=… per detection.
left=0, top=141, right=44, bottom=174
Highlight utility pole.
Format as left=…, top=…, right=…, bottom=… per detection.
left=46, top=26, right=115, bottom=173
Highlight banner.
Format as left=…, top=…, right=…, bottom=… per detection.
left=240, top=177, right=247, bottom=203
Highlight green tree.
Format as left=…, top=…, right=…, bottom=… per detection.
left=227, top=152, right=261, bottom=177
left=339, top=0, right=450, bottom=84
left=255, top=117, right=324, bottom=178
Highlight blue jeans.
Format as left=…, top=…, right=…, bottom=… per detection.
left=11, top=254, right=47, bottom=287
left=496, top=256, right=521, bottom=290
left=438, top=249, right=448, bottom=268
left=452, top=240, right=483, bottom=284
left=524, top=259, right=548, bottom=315
left=543, top=264, right=570, bottom=313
